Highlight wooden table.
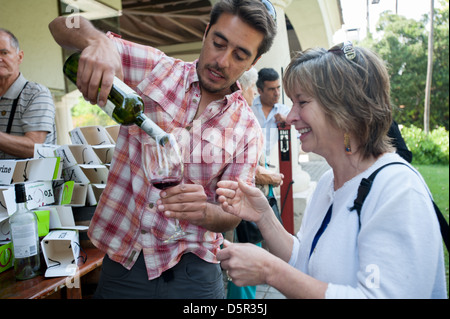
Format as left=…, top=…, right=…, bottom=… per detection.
left=0, top=247, right=104, bottom=299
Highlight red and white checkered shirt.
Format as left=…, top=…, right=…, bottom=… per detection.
left=88, top=33, right=264, bottom=279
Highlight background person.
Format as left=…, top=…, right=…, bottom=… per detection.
left=251, top=67, right=290, bottom=161
left=0, top=28, right=56, bottom=159
left=216, top=43, right=447, bottom=299
left=48, top=0, right=277, bottom=299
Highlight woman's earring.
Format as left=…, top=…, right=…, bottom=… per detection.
left=344, top=133, right=352, bottom=154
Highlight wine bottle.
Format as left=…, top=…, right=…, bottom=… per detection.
left=63, top=52, right=170, bottom=145
left=9, top=183, right=40, bottom=280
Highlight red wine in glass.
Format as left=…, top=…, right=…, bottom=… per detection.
left=151, top=177, right=182, bottom=190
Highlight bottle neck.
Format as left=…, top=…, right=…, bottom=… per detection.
left=15, top=201, right=28, bottom=213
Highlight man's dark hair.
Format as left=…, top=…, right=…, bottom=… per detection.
left=256, top=68, right=279, bottom=90
left=207, top=0, right=277, bottom=61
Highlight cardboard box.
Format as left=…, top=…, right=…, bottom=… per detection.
left=55, top=181, right=88, bottom=206
left=86, top=184, right=106, bottom=206
left=105, top=125, right=119, bottom=143
left=34, top=144, right=60, bottom=159
left=1, top=181, right=55, bottom=215
left=42, top=205, right=88, bottom=231
left=0, top=158, right=61, bottom=185
left=55, top=144, right=101, bottom=169
left=0, top=213, right=10, bottom=241
left=41, top=230, right=80, bottom=277
left=69, top=126, right=115, bottom=146
left=34, top=210, right=50, bottom=237
left=0, top=241, right=13, bottom=274
left=92, top=145, right=115, bottom=165
left=62, top=164, right=109, bottom=184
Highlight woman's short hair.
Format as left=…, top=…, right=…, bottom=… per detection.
left=283, top=45, right=393, bottom=159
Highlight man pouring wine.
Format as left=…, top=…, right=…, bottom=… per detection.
left=48, top=0, right=277, bottom=298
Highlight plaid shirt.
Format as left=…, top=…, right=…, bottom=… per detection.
left=88, top=33, right=263, bottom=280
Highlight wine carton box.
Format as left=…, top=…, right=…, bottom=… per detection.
left=0, top=158, right=61, bottom=185
left=92, top=145, right=115, bottom=165
left=0, top=212, right=10, bottom=240
left=105, top=125, right=119, bottom=143
left=86, top=183, right=106, bottom=206
left=41, top=230, right=80, bottom=277
left=62, top=164, right=109, bottom=184
left=41, top=205, right=88, bottom=231
left=55, top=144, right=101, bottom=169
left=1, top=181, right=55, bottom=215
left=69, top=125, right=116, bottom=146
left=0, top=241, right=13, bottom=274
left=34, top=143, right=60, bottom=158
left=54, top=181, right=88, bottom=206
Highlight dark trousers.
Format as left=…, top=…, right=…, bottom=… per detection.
left=94, top=252, right=224, bottom=299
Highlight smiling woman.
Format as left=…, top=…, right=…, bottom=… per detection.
left=216, top=42, right=448, bottom=299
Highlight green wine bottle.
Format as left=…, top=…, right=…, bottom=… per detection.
left=63, top=52, right=169, bottom=145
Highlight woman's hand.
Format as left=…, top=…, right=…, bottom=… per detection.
left=217, top=240, right=273, bottom=287
left=216, top=180, right=271, bottom=223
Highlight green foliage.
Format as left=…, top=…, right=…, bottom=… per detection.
left=360, top=0, right=449, bottom=130
left=71, top=97, right=116, bottom=127
left=402, top=125, right=449, bottom=164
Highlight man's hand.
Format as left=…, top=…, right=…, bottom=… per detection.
left=77, top=40, right=123, bottom=106
left=49, top=16, right=123, bottom=106
left=157, top=184, right=208, bottom=226
left=274, top=113, right=286, bottom=124
left=157, top=183, right=241, bottom=232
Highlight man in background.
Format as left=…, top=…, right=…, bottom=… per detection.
left=0, top=28, right=56, bottom=159
left=251, top=68, right=290, bottom=161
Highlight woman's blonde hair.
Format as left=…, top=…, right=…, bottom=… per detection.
left=283, top=46, right=394, bottom=159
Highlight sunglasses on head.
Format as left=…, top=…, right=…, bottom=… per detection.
left=261, top=0, right=277, bottom=23
left=328, top=41, right=356, bottom=61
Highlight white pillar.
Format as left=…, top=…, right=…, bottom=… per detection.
left=257, top=0, right=313, bottom=233
left=54, top=90, right=79, bottom=145
left=256, top=0, right=292, bottom=92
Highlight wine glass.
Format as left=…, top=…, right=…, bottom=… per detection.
left=141, top=134, right=190, bottom=242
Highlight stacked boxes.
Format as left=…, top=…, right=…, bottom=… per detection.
left=0, top=125, right=118, bottom=275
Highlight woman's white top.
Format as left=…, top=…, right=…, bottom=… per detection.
left=289, top=153, right=447, bottom=298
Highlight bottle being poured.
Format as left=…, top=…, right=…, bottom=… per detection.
left=63, top=52, right=172, bottom=147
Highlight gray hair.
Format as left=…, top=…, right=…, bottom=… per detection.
left=0, top=28, right=20, bottom=52
left=239, top=67, right=258, bottom=90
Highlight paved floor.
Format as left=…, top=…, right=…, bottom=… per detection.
left=224, top=153, right=330, bottom=299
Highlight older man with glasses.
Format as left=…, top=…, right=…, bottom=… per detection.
left=0, top=28, right=56, bottom=159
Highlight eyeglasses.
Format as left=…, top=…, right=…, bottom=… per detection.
left=261, top=0, right=277, bottom=23
left=328, top=41, right=356, bottom=61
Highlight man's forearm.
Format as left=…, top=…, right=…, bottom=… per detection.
left=0, top=131, right=47, bottom=159
left=48, top=16, right=108, bottom=51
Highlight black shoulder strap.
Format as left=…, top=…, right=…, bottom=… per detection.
left=350, top=161, right=449, bottom=251
left=6, top=81, right=29, bottom=134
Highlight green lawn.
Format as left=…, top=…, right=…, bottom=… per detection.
left=414, top=164, right=449, bottom=294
